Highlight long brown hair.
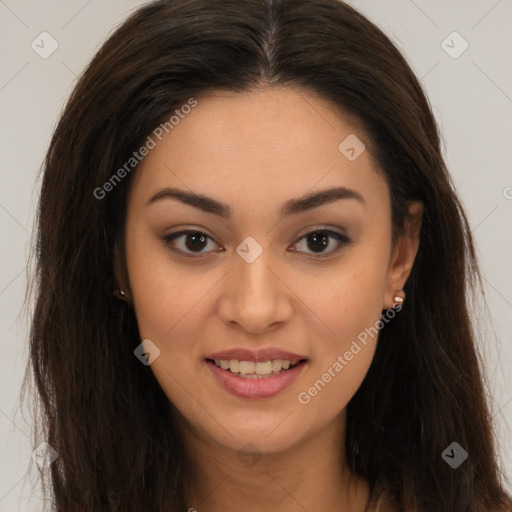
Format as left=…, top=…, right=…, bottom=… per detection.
left=24, top=0, right=512, bottom=510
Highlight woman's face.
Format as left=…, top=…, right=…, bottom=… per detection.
left=123, top=86, right=417, bottom=456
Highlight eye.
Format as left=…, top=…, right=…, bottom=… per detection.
left=291, top=229, right=350, bottom=258
left=162, top=230, right=220, bottom=256
left=162, top=228, right=350, bottom=258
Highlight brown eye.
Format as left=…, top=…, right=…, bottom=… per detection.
left=162, top=230, right=220, bottom=256
left=291, top=229, right=350, bottom=257
left=162, top=228, right=350, bottom=259
left=183, top=232, right=208, bottom=251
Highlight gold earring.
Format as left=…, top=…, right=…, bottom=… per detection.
left=393, top=293, right=405, bottom=308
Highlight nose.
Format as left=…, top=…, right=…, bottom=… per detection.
left=217, top=245, right=293, bottom=334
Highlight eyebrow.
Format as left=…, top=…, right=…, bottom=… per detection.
left=145, top=185, right=365, bottom=218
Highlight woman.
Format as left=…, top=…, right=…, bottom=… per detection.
left=25, top=0, right=512, bottom=510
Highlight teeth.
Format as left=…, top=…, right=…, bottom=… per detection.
left=212, top=359, right=300, bottom=376
left=271, top=360, right=282, bottom=373
left=255, top=361, right=272, bottom=375
left=239, top=361, right=255, bottom=374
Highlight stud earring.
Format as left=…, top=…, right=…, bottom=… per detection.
left=393, top=293, right=405, bottom=308
left=114, top=288, right=126, bottom=300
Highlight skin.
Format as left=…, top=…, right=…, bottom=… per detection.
left=119, top=86, right=422, bottom=512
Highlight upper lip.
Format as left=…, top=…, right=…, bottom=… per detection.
left=206, top=348, right=308, bottom=362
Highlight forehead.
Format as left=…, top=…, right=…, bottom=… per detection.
left=128, top=86, right=388, bottom=215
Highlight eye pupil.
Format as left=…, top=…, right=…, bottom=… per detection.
left=185, top=232, right=208, bottom=251
left=307, top=231, right=329, bottom=252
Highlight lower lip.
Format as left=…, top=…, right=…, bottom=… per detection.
left=205, top=359, right=308, bottom=399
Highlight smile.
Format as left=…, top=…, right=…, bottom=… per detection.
left=210, top=358, right=302, bottom=378
left=205, top=358, right=308, bottom=398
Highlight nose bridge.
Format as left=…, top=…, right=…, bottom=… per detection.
left=234, top=239, right=278, bottom=304
left=220, top=237, right=292, bottom=332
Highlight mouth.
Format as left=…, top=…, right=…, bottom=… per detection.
left=205, top=358, right=308, bottom=379
left=204, top=356, right=309, bottom=399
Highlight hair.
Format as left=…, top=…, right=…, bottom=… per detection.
left=23, top=0, right=512, bottom=511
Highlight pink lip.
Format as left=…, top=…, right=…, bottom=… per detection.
left=205, top=359, right=308, bottom=399
left=206, top=348, right=308, bottom=363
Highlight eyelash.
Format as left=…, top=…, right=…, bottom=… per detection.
left=161, top=228, right=350, bottom=259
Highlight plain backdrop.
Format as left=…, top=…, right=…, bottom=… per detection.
left=0, top=1, right=511, bottom=510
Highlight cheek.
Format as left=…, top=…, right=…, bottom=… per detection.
left=292, top=251, right=388, bottom=414
left=299, top=250, right=389, bottom=351
left=125, top=225, right=205, bottom=339
left=125, top=241, right=215, bottom=409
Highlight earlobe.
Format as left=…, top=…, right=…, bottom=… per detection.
left=384, top=201, right=423, bottom=309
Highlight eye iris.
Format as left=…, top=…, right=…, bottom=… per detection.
left=307, top=231, right=329, bottom=252
left=185, top=232, right=208, bottom=251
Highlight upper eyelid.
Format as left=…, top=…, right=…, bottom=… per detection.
left=164, top=227, right=347, bottom=242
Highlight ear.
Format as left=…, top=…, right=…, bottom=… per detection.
left=383, top=201, right=423, bottom=309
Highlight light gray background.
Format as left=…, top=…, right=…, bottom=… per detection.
left=1, top=1, right=511, bottom=510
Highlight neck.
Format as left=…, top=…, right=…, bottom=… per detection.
left=177, top=410, right=370, bottom=512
